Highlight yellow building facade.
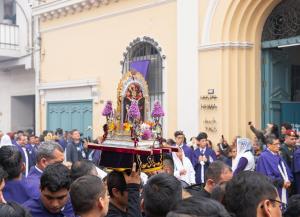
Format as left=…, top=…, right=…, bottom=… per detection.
left=33, top=0, right=300, bottom=143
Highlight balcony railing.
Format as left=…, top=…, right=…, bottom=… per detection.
left=0, top=23, right=19, bottom=50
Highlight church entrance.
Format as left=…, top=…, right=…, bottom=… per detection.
left=261, top=0, right=300, bottom=131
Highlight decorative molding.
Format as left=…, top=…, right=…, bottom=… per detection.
left=39, top=0, right=176, bottom=32
left=198, top=41, right=254, bottom=51
left=201, top=0, right=219, bottom=44
left=33, top=0, right=120, bottom=21
left=38, top=79, right=98, bottom=90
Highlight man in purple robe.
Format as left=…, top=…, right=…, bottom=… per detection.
left=24, top=141, right=64, bottom=199
left=256, top=135, right=293, bottom=204
left=23, top=163, right=75, bottom=217
left=14, top=135, right=35, bottom=177
left=174, top=131, right=193, bottom=162
left=0, top=146, right=30, bottom=204
left=193, top=132, right=217, bottom=184
left=293, top=147, right=300, bottom=194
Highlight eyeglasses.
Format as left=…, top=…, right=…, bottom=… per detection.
left=269, top=198, right=287, bottom=212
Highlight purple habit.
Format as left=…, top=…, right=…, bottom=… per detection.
left=3, top=179, right=30, bottom=204
left=193, top=147, right=217, bottom=184
left=24, top=166, right=43, bottom=199
left=181, top=144, right=193, bottom=162
left=23, top=197, right=75, bottom=217
left=256, top=149, right=293, bottom=202
left=293, top=148, right=300, bottom=194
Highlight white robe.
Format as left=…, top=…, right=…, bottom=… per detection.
left=172, top=152, right=196, bottom=185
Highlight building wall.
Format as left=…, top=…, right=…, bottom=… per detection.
left=198, top=0, right=281, bottom=142
left=0, top=69, right=35, bottom=132
left=38, top=0, right=178, bottom=138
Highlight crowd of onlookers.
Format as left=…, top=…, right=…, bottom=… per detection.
left=0, top=122, right=299, bottom=217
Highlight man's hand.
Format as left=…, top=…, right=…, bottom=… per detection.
left=124, top=163, right=141, bottom=185
left=283, top=181, right=291, bottom=189
left=179, top=169, right=187, bottom=176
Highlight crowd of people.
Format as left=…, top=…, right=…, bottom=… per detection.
left=0, top=122, right=299, bottom=217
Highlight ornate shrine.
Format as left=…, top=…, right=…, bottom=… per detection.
left=88, top=71, right=177, bottom=172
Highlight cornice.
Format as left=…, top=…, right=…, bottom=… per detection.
left=32, top=0, right=119, bottom=21
left=38, top=79, right=98, bottom=90
left=198, top=41, right=254, bottom=51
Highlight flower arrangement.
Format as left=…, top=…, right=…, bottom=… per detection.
left=140, top=123, right=152, bottom=140
left=102, top=101, right=113, bottom=119
left=128, top=100, right=141, bottom=121
left=141, top=128, right=152, bottom=140
left=151, top=101, right=165, bottom=120
left=123, top=122, right=132, bottom=132
left=151, top=101, right=164, bottom=140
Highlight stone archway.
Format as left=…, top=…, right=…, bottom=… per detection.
left=199, top=0, right=280, bottom=141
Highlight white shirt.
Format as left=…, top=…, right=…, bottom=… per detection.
left=172, top=152, right=196, bottom=185
left=22, top=147, right=29, bottom=177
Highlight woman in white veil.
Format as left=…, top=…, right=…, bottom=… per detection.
left=0, top=134, right=13, bottom=147
left=232, top=138, right=255, bottom=175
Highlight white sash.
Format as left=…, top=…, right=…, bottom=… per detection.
left=278, top=161, right=289, bottom=204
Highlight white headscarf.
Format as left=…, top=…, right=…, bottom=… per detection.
left=0, top=134, right=13, bottom=147
left=232, top=138, right=255, bottom=172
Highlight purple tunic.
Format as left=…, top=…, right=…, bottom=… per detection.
left=182, top=144, right=194, bottom=162
left=3, top=179, right=30, bottom=204
left=23, top=197, right=75, bottom=217
left=233, top=157, right=248, bottom=176
left=293, top=148, right=300, bottom=194
left=256, top=149, right=293, bottom=201
left=24, top=166, right=43, bottom=199
left=193, top=147, right=217, bottom=184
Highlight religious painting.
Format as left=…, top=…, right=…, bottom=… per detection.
left=117, top=71, right=150, bottom=126
left=123, top=83, right=145, bottom=123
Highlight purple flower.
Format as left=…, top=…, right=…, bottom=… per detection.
left=151, top=101, right=165, bottom=118
left=102, top=101, right=113, bottom=117
left=128, top=101, right=141, bottom=120
left=142, top=128, right=152, bottom=140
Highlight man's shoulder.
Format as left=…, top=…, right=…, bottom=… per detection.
left=23, top=197, right=39, bottom=208
left=106, top=203, right=126, bottom=217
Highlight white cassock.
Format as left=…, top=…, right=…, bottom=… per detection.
left=172, top=152, right=196, bottom=185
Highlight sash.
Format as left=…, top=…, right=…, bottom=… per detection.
left=278, top=160, right=289, bottom=204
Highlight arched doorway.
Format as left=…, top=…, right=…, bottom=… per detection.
left=121, top=37, right=164, bottom=119
left=262, top=0, right=300, bottom=131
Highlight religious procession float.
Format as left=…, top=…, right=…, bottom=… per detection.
left=88, top=70, right=177, bottom=172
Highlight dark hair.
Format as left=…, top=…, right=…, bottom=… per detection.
left=143, top=173, right=182, bottom=217
left=211, top=182, right=227, bottom=204
left=70, top=175, right=106, bottom=215
left=163, top=155, right=174, bottom=171
left=167, top=196, right=231, bottom=217
left=28, top=135, right=35, bottom=139
left=0, top=166, right=8, bottom=181
left=16, top=135, right=24, bottom=142
left=40, top=163, right=71, bottom=192
left=284, top=194, right=300, bottom=217
left=16, top=130, right=24, bottom=135
left=36, top=141, right=63, bottom=162
left=71, top=129, right=79, bottom=135
left=56, top=128, right=63, bottom=136
left=107, top=171, right=127, bottom=198
left=174, top=131, right=184, bottom=138
left=224, top=171, right=277, bottom=217
left=166, top=139, right=176, bottom=146
left=205, top=161, right=231, bottom=184
left=270, top=124, right=279, bottom=138
left=265, top=134, right=279, bottom=146
left=281, top=123, right=292, bottom=131
left=0, top=201, right=32, bottom=217
left=71, top=160, right=96, bottom=181
left=0, top=146, right=23, bottom=179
